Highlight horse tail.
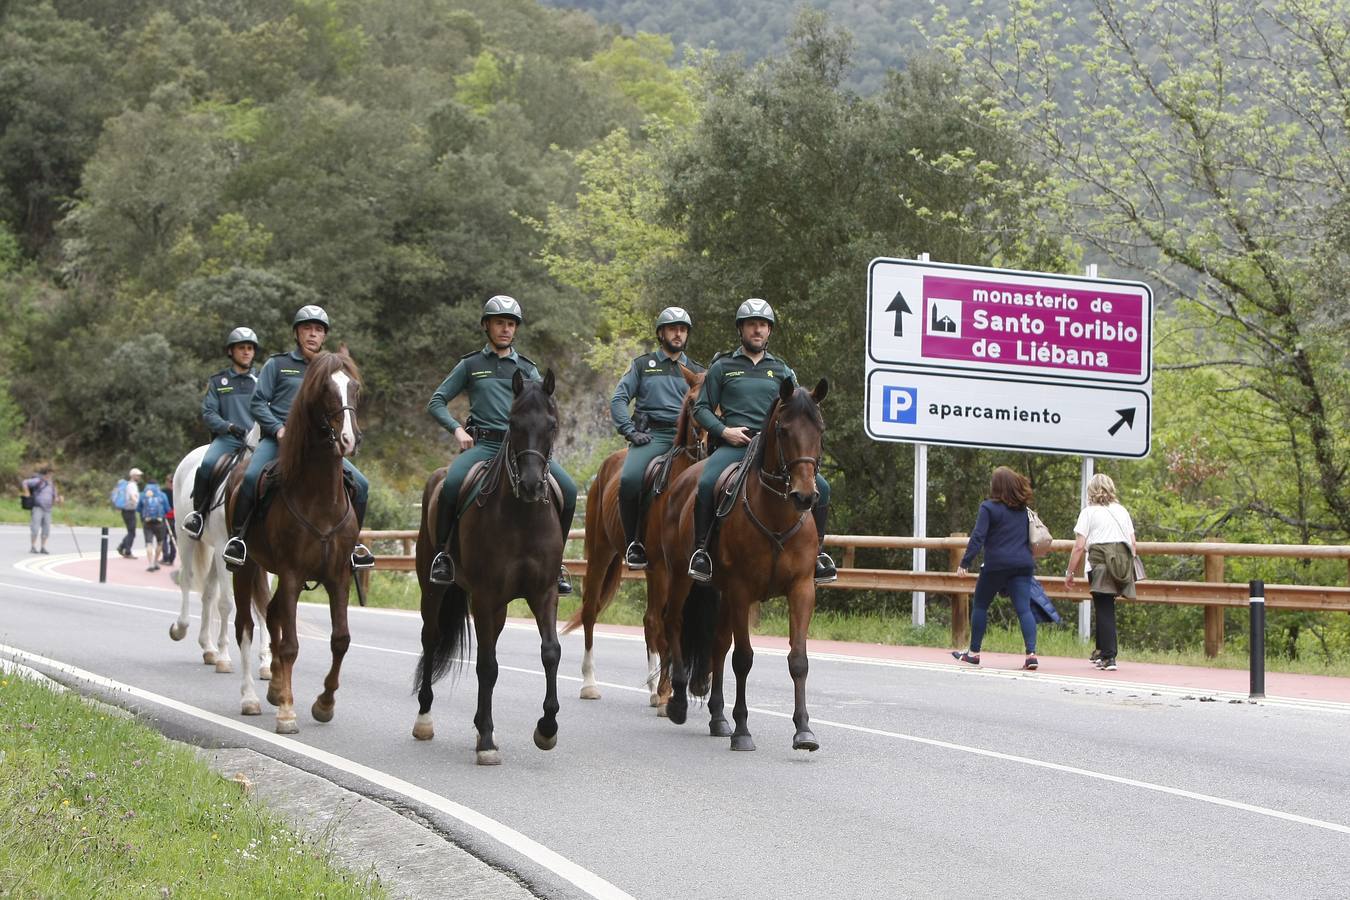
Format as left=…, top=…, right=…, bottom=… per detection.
left=681, top=582, right=719, bottom=694
left=413, top=584, right=471, bottom=690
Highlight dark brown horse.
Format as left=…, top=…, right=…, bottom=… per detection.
left=659, top=377, right=828, bottom=751
left=412, top=370, right=564, bottom=766
left=565, top=366, right=704, bottom=710
left=226, top=351, right=364, bottom=734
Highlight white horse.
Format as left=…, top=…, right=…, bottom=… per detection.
left=171, top=445, right=271, bottom=681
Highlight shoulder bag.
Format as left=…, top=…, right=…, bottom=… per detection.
left=1027, top=507, right=1053, bottom=558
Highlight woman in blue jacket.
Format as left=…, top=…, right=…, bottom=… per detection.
left=952, top=466, right=1041, bottom=670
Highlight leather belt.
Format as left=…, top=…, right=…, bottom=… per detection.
left=469, top=427, right=507, bottom=443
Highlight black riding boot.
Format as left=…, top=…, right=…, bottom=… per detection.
left=813, top=503, right=837, bottom=585
left=350, top=489, right=374, bottom=569
left=620, top=494, right=647, bottom=570
left=556, top=503, right=574, bottom=595
left=222, top=490, right=254, bottom=570
left=429, top=501, right=457, bottom=585
left=687, top=498, right=715, bottom=583
left=182, top=471, right=209, bottom=539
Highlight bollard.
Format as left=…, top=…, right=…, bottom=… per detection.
left=99, top=527, right=109, bottom=584
left=1249, top=579, right=1265, bottom=699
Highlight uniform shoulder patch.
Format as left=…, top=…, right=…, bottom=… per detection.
left=709, top=350, right=728, bottom=364
left=515, top=352, right=538, bottom=368
left=458, top=349, right=480, bottom=360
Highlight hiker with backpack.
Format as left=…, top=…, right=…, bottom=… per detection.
left=138, top=477, right=170, bottom=572
left=112, top=468, right=143, bottom=558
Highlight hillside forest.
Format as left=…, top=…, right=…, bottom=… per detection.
left=1, top=0, right=1347, bottom=660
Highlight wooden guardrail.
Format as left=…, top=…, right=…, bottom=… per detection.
left=358, top=529, right=1350, bottom=657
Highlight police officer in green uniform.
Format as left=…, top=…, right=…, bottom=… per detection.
left=222, top=305, right=375, bottom=570
left=610, top=306, right=705, bottom=569
left=426, top=295, right=578, bottom=592
left=182, top=327, right=259, bottom=540
left=688, top=299, right=837, bottom=585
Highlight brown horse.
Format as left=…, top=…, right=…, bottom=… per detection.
left=412, top=370, right=564, bottom=766
left=565, top=365, right=704, bottom=709
left=227, top=351, right=363, bottom=734
left=659, top=376, right=828, bottom=752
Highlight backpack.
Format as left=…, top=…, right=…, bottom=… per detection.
left=141, top=487, right=167, bottom=520
left=1027, top=507, right=1053, bottom=558
left=111, top=479, right=131, bottom=510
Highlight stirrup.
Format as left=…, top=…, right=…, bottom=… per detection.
left=428, top=551, right=454, bottom=586
left=182, top=511, right=205, bottom=540
left=624, top=541, right=648, bottom=570
left=814, top=551, right=838, bottom=585
left=688, top=548, right=712, bottom=583
left=557, top=565, right=573, bottom=595
left=222, top=536, right=247, bottom=570
left=351, top=542, right=375, bottom=569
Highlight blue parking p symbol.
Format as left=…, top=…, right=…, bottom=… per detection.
left=882, top=386, right=918, bottom=424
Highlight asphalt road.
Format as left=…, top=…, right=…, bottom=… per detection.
left=3, top=525, right=1348, bottom=899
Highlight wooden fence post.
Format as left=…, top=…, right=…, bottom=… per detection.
left=1203, top=552, right=1225, bottom=657
left=950, top=533, right=969, bottom=648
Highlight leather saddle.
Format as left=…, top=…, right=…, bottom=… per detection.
left=448, top=458, right=563, bottom=518
left=713, top=432, right=764, bottom=520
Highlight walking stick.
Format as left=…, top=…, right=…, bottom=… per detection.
left=67, top=522, right=83, bottom=558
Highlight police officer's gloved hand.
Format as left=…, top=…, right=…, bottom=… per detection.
left=229, top=424, right=246, bottom=438
left=627, top=431, right=653, bottom=446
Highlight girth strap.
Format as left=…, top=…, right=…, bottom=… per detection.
left=280, top=486, right=354, bottom=575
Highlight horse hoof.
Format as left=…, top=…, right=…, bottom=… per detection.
left=730, top=734, right=756, bottom=751
left=241, top=701, right=261, bottom=716
left=579, top=685, right=601, bottom=701
left=202, top=650, right=216, bottom=665
left=709, top=717, right=733, bottom=737
left=266, top=686, right=281, bottom=706
left=793, top=731, right=819, bottom=752
left=667, top=704, right=687, bottom=726
left=169, top=623, right=187, bottom=642
left=649, top=694, right=660, bottom=708
left=476, top=749, right=502, bottom=766
left=259, top=665, right=271, bottom=681
left=412, top=715, right=434, bottom=741
left=311, top=700, right=334, bottom=723
left=656, top=704, right=669, bottom=718
left=275, top=718, right=299, bottom=735
left=533, top=726, right=557, bottom=751
left=214, top=659, right=233, bottom=674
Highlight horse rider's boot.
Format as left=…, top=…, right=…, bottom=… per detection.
left=182, top=510, right=205, bottom=540
left=557, top=565, right=573, bottom=595
left=687, top=500, right=715, bottom=583
left=429, top=551, right=455, bottom=586
left=813, top=503, right=837, bottom=585
left=621, top=498, right=647, bottom=569
left=222, top=490, right=253, bottom=570
left=351, top=543, right=375, bottom=569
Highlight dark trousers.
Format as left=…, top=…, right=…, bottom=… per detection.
left=618, top=427, right=675, bottom=544
left=1092, top=591, right=1118, bottom=658
left=117, top=509, right=137, bottom=554
left=969, top=566, right=1037, bottom=654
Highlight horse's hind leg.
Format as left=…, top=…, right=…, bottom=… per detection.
left=232, top=562, right=263, bottom=716
left=472, top=601, right=506, bottom=765
left=269, top=574, right=302, bottom=734
left=579, top=555, right=621, bottom=701
left=210, top=562, right=235, bottom=673
left=170, top=545, right=194, bottom=645
left=643, top=566, right=669, bottom=711
left=413, top=587, right=442, bottom=741
left=729, top=597, right=756, bottom=752
left=787, top=579, right=818, bottom=752
left=707, top=602, right=734, bottom=738
left=530, top=587, right=562, bottom=751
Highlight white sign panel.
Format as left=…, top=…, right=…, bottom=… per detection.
left=866, top=258, right=1153, bottom=458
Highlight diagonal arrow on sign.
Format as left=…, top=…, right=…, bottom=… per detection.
left=1107, top=407, right=1136, bottom=436
left=885, top=290, right=912, bottom=337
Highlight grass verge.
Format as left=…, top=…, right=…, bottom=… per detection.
left=0, top=669, right=383, bottom=898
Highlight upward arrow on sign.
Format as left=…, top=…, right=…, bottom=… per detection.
left=886, top=290, right=912, bottom=337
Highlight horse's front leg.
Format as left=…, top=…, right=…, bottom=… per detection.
left=170, top=549, right=194, bottom=646
left=729, top=594, right=755, bottom=752
left=268, top=573, right=302, bottom=734
left=787, top=577, right=818, bottom=751
left=530, top=584, right=561, bottom=751
left=643, top=566, right=670, bottom=712
left=311, top=572, right=352, bottom=723
left=210, top=561, right=235, bottom=673
left=232, top=562, right=263, bottom=716
left=472, top=600, right=505, bottom=765
left=663, top=573, right=692, bottom=726
left=707, top=600, right=734, bottom=738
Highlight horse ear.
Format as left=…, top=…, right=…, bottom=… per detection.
left=337, top=341, right=352, bottom=361
left=512, top=368, right=525, bottom=395
left=542, top=368, right=555, bottom=395
left=779, top=376, right=796, bottom=403
left=680, top=363, right=698, bottom=387
left=812, top=377, right=828, bottom=404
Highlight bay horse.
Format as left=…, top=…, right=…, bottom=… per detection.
left=169, top=444, right=271, bottom=680
left=565, top=365, right=704, bottom=709
left=660, top=376, right=828, bottom=752
left=412, top=369, right=564, bottom=766
left=226, top=351, right=363, bottom=734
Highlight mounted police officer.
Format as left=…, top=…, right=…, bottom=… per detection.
left=610, top=306, right=705, bottom=569
left=426, top=295, right=578, bottom=592
left=222, top=305, right=375, bottom=570
left=688, top=299, right=837, bottom=585
left=182, top=327, right=259, bottom=540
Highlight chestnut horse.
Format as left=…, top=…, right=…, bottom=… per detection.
left=659, top=377, right=828, bottom=752
left=565, top=365, right=704, bottom=709
left=412, top=370, right=564, bottom=766
left=226, top=351, right=364, bottom=734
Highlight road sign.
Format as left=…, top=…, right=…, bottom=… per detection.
left=866, top=258, right=1153, bottom=458
left=865, top=368, right=1151, bottom=457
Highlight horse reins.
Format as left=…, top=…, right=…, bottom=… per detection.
left=280, top=485, right=354, bottom=586
left=739, top=416, right=821, bottom=561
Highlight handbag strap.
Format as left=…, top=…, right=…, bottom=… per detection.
left=1103, top=504, right=1136, bottom=555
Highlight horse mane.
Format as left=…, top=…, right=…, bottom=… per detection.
left=278, top=351, right=362, bottom=481
left=674, top=372, right=706, bottom=450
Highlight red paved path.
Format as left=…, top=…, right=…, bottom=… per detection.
left=46, top=553, right=1350, bottom=705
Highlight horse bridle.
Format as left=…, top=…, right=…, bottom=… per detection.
left=503, top=439, right=553, bottom=502
left=757, top=420, right=821, bottom=501
left=319, top=404, right=361, bottom=452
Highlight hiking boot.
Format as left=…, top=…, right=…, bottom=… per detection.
left=624, top=541, right=648, bottom=570
left=951, top=651, right=981, bottom=666
left=814, top=551, right=838, bottom=585
left=182, top=511, right=205, bottom=540
left=1102, top=658, right=1118, bottom=671
left=351, top=543, right=375, bottom=569
left=688, top=548, right=712, bottom=583
left=557, top=565, right=573, bottom=595
left=1089, top=648, right=1103, bottom=664
left=222, top=537, right=247, bottom=570
left=429, top=552, right=454, bottom=585
left=1023, top=654, right=1039, bottom=670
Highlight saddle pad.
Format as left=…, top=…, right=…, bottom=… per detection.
left=454, top=461, right=563, bottom=517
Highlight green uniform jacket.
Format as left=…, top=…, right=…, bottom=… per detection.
left=202, top=366, right=258, bottom=436
left=610, top=351, right=705, bottom=437
left=694, top=347, right=796, bottom=438
left=250, top=350, right=309, bottom=439
left=427, top=345, right=542, bottom=433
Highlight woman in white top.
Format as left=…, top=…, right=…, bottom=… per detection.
left=1065, top=473, right=1136, bottom=671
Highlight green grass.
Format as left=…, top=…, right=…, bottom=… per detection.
left=0, top=496, right=123, bottom=529
left=0, top=670, right=384, bottom=898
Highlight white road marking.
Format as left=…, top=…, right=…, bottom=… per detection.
left=0, top=642, right=634, bottom=900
